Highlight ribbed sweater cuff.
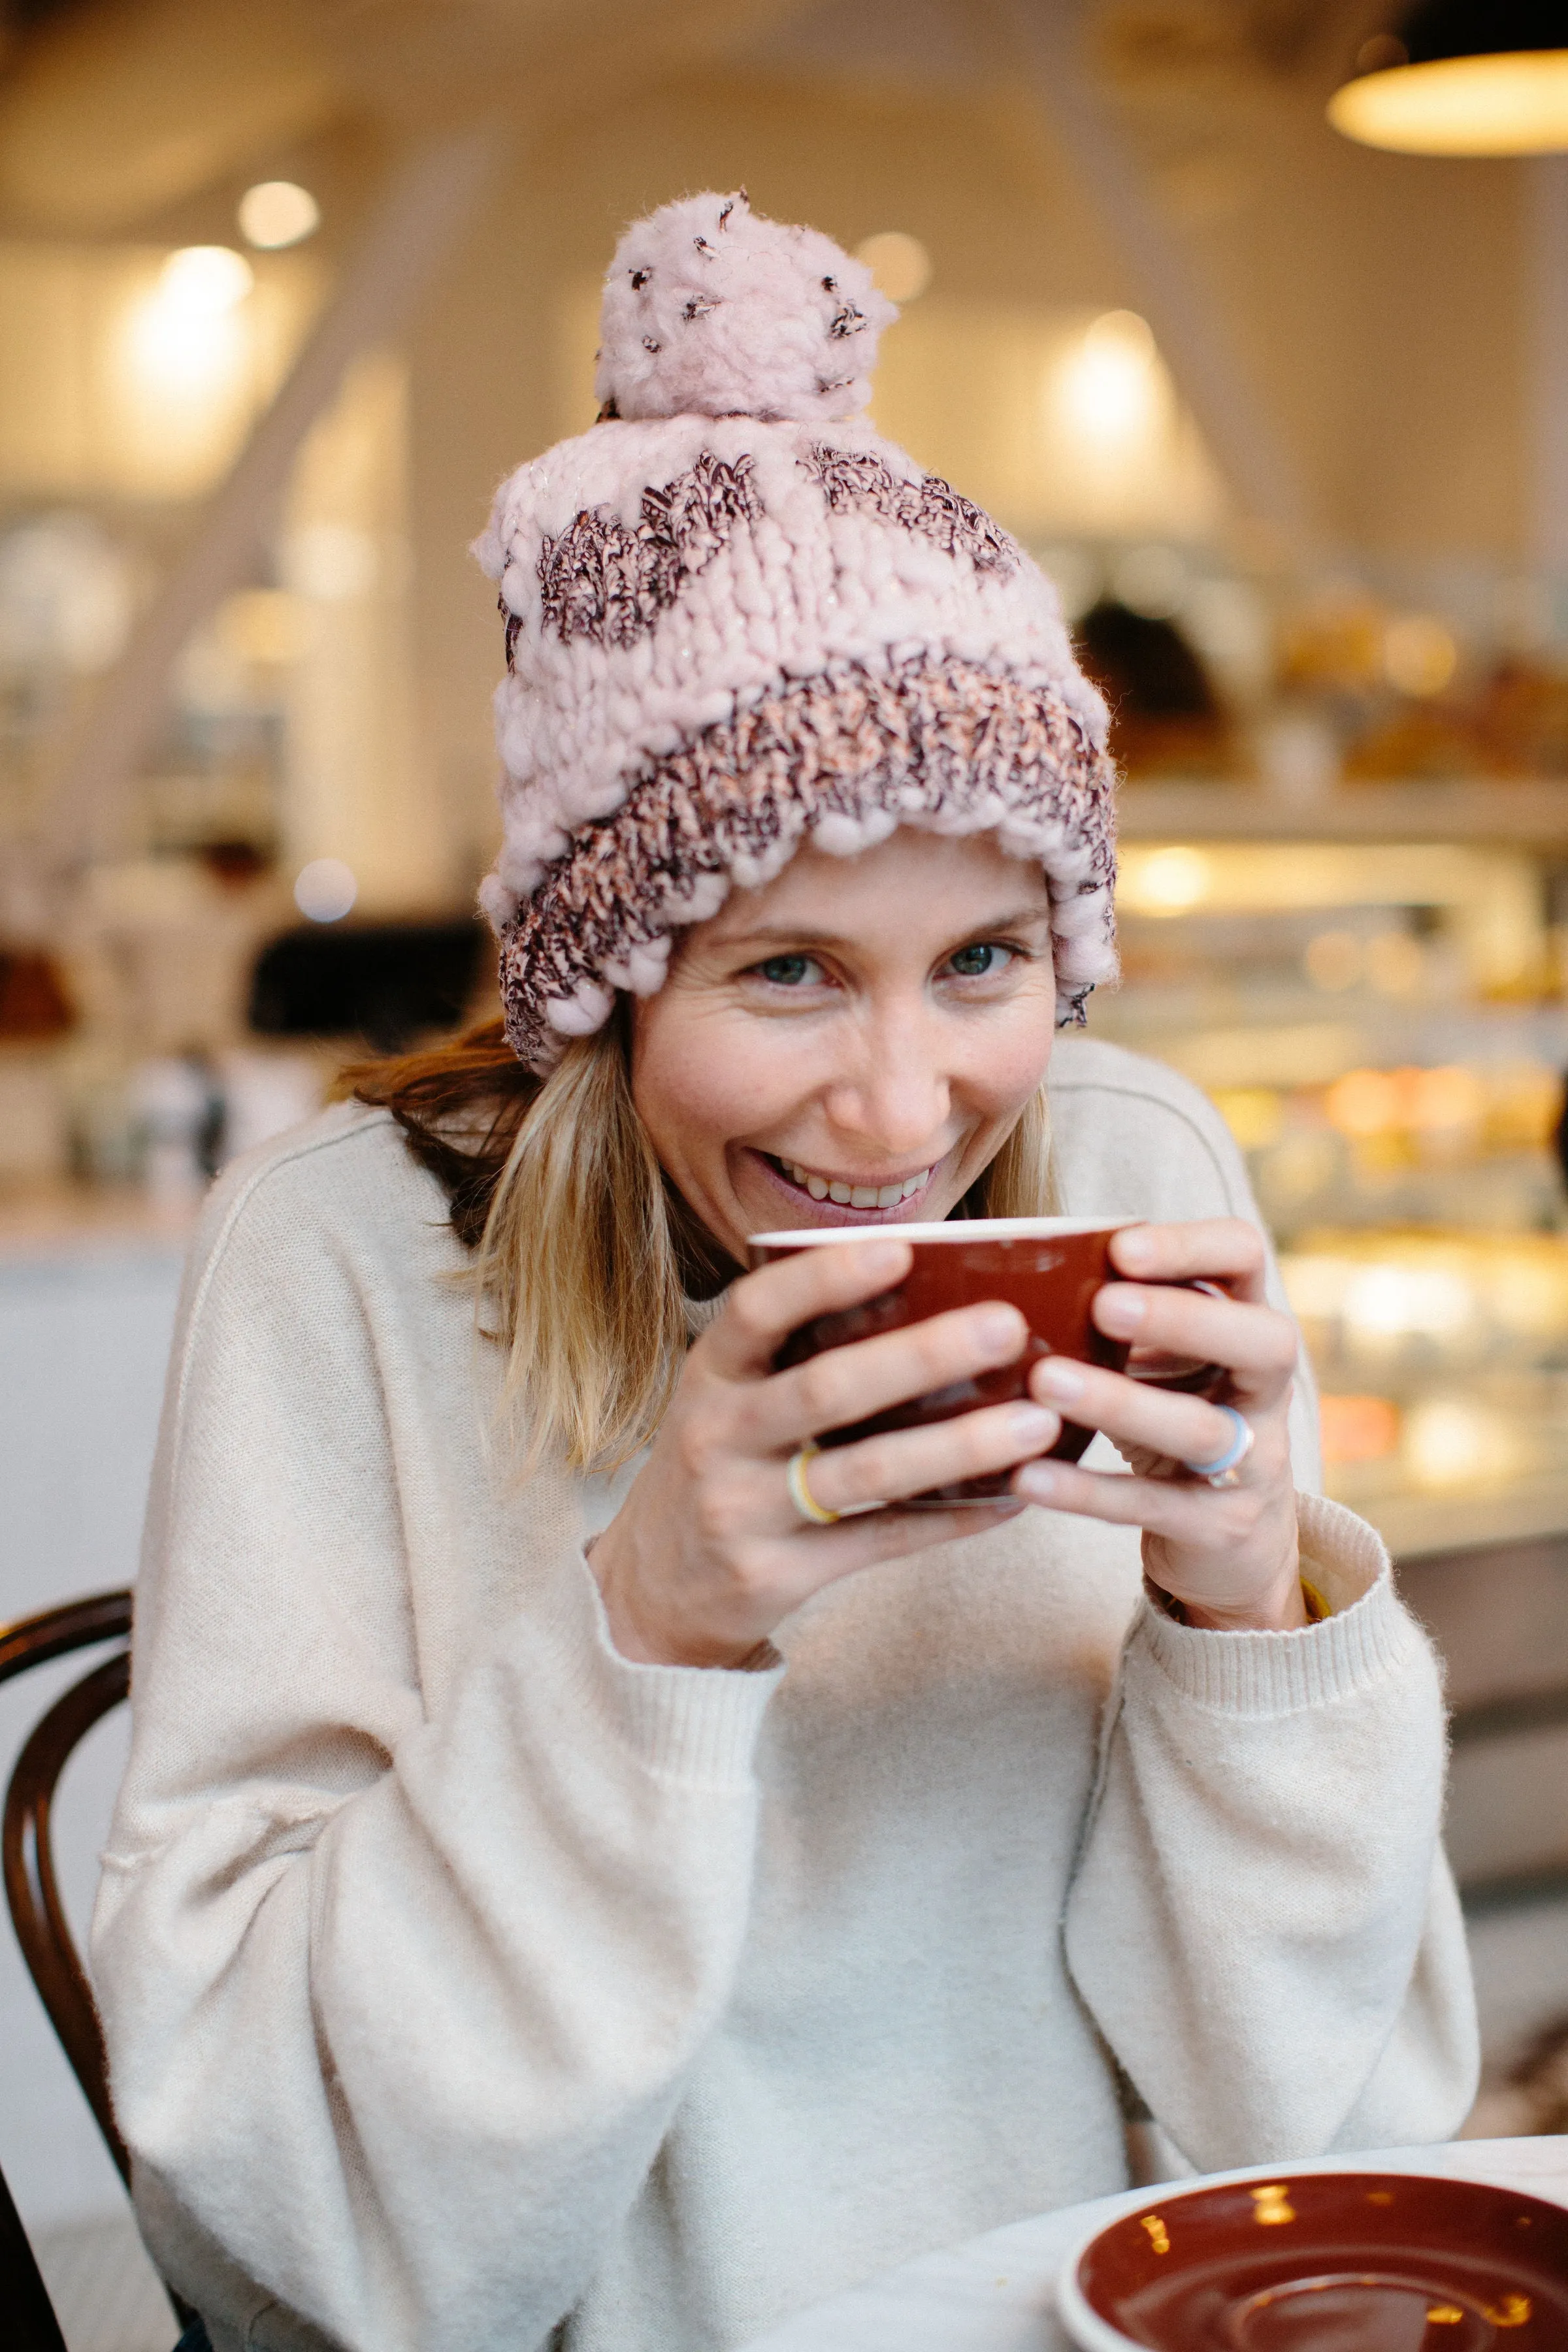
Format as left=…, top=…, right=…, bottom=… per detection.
left=1137, top=1493, right=1416, bottom=1716
left=551, top=1554, right=785, bottom=1786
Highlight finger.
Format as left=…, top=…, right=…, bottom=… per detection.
left=742, top=1296, right=1030, bottom=1452
left=1093, top=1284, right=1298, bottom=1406
left=1111, top=1218, right=1269, bottom=1302
left=1011, top=1454, right=1267, bottom=1541
left=779, top=1495, right=1027, bottom=1582
left=802, top=1397, right=1064, bottom=1515
left=1028, top=1358, right=1262, bottom=1467
left=706, top=1237, right=913, bottom=1378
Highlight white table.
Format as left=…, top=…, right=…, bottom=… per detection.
left=742, top=2137, right=1568, bottom=2352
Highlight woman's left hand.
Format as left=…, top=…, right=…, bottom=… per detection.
left=1013, top=1218, right=1306, bottom=1632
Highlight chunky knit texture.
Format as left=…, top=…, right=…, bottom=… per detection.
left=593, top=189, right=896, bottom=426
left=93, top=1040, right=1477, bottom=2352
left=473, top=193, right=1118, bottom=1071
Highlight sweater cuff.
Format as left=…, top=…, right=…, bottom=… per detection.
left=1135, top=1493, right=1418, bottom=1716
left=548, top=1553, right=785, bottom=1786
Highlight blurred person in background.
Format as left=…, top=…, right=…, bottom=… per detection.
left=92, top=197, right=1476, bottom=2352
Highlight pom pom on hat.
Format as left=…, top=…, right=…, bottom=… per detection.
left=595, top=189, right=896, bottom=425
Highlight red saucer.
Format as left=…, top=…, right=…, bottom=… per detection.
left=1058, top=2170, right=1568, bottom=2350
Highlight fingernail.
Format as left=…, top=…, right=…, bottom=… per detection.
left=1097, top=1284, right=1146, bottom=1332
left=860, top=1241, right=908, bottom=1275
left=1034, top=1358, right=1085, bottom=1401
left=1115, top=1226, right=1154, bottom=1269
left=1017, top=1462, right=1057, bottom=1501
left=1007, top=1402, right=1059, bottom=1443
left=976, top=1304, right=1024, bottom=1353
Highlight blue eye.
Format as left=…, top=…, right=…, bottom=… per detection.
left=757, top=955, right=818, bottom=987
left=949, top=942, right=1010, bottom=977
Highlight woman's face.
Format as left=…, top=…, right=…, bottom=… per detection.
left=630, top=828, right=1058, bottom=1265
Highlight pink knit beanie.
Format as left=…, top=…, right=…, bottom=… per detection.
left=474, top=191, right=1119, bottom=1073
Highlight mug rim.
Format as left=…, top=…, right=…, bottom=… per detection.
left=748, top=1215, right=1139, bottom=1250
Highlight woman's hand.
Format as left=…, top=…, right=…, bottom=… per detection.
left=589, top=1237, right=1060, bottom=1669
left=1014, top=1218, right=1305, bottom=1632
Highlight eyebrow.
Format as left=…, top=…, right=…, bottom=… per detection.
left=713, top=904, right=1055, bottom=952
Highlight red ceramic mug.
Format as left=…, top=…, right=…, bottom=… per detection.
left=749, top=1216, right=1224, bottom=1506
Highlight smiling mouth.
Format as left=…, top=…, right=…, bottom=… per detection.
left=766, top=1153, right=934, bottom=1209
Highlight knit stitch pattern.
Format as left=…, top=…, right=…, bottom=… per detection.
left=594, top=189, right=894, bottom=425
left=473, top=192, right=1120, bottom=1071
left=498, top=655, right=1116, bottom=1069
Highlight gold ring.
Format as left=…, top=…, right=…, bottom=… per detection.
left=786, top=1441, right=840, bottom=1526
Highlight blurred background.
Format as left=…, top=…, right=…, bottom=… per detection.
left=5, top=0, right=1568, bottom=2341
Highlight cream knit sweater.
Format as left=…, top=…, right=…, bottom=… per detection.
left=91, top=1036, right=1478, bottom=2352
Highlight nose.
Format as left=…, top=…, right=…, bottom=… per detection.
left=819, top=994, right=953, bottom=1162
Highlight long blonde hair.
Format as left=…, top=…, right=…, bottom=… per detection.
left=354, top=1015, right=1055, bottom=1475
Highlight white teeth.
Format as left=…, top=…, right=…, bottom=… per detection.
left=778, top=1156, right=932, bottom=1205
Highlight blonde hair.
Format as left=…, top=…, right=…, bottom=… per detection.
left=444, top=1022, right=1058, bottom=1475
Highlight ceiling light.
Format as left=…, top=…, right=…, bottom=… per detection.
left=160, top=245, right=253, bottom=314
left=1055, top=311, right=1160, bottom=447
left=238, top=179, right=320, bottom=250
left=1329, top=3, right=1568, bottom=156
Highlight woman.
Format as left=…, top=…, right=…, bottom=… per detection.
left=94, top=194, right=1477, bottom=2352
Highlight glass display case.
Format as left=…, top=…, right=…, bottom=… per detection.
left=1097, top=784, right=1568, bottom=1556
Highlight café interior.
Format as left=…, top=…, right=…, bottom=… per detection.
left=5, top=0, right=1568, bottom=2344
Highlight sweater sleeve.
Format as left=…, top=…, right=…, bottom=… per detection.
left=90, top=1152, right=782, bottom=2352
left=1062, top=1493, right=1479, bottom=2172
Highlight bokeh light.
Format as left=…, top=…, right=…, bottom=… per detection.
left=124, top=246, right=253, bottom=403
left=1056, top=310, right=1159, bottom=445
left=294, top=858, right=358, bottom=923
left=1384, top=613, right=1458, bottom=696
left=1121, top=845, right=1210, bottom=915
left=854, top=230, right=931, bottom=302
left=1318, top=1394, right=1401, bottom=1466
left=1324, top=1068, right=1404, bottom=1138
left=159, top=245, right=254, bottom=313
left=1211, top=1088, right=1283, bottom=1151
left=238, top=180, right=321, bottom=251
left=1403, top=1397, right=1524, bottom=1490
left=1342, top=1263, right=1474, bottom=1343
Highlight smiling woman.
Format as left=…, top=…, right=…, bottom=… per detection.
left=352, top=833, right=1060, bottom=1480
left=91, top=193, right=1477, bottom=2352
left=630, top=834, right=1058, bottom=1258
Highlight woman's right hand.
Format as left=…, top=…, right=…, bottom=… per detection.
left=588, top=1237, right=1060, bottom=1668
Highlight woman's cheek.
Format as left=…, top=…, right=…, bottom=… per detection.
left=640, top=1005, right=820, bottom=1145
left=963, top=998, right=1055, bottom=1111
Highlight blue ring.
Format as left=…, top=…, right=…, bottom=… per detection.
left=1183, top=1404, right=1250, bottom=1480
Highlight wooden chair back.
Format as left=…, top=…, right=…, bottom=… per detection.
left=0, top=1590, right=134, bottom=2351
